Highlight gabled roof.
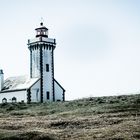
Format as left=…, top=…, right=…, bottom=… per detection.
left=0, top=75, right=40, bottom=93
left=54, top=79, right=65, bottom=92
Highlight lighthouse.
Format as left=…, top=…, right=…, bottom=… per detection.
left=28, top=22, right=64, bottom=102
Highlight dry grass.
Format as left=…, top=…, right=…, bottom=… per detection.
left=0, top=94, right=139, bottom=139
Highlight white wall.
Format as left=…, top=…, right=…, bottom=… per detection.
left=0, top=74, right=4, bottom=91
left=30, top=80, right=40, bottom=102
left=54, top=81, right=64, bottom=101
left=42, top=46, right=53, bottom=102
left=31, top=47, right=40, bottom=78
left=0, top=90, right=27, bottom=103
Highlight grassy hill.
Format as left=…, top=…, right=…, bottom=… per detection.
left=0, top=94, right=139, bottom=140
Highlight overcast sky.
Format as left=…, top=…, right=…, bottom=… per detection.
left=0, top=0, right=140, bottom=100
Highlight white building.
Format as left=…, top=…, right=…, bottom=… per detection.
left=0, top=22, right=65, bottom=103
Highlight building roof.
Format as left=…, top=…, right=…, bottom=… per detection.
left=54, top=79, right=65, bottom=92
left=1, top=75, right=40, bottom=93
left=35, top=22, right=48, bottom=30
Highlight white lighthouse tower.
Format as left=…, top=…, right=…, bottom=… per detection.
left=28, top=22, right=64, bottom=102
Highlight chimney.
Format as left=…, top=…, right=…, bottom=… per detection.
left=0, top=69, right=4, bottom=91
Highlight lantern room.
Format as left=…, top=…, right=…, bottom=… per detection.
left=35, top=22, right=48, bottom=38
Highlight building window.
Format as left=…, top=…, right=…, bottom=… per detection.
left=46, top=64, right=49, bottom=72
left=46, top=91, right=50, bottom=100
left=36, top=89, right=39, bottom=101
left=2, top=98, right=7, bottom=103
left=36, top=92, right=38, bottom=101
left=12, top=97, right=17, bottom=103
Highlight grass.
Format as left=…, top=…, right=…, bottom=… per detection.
left=0, top=94, right=139, bottom=139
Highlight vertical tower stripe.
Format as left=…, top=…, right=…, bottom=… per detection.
left=30, top=47, right=32, bottom=78
left=40, top=44, right=43, bottom=103
left=52, top=46, right=55, bottom=101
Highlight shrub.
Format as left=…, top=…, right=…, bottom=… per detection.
left=95, top=98, right=105, bottom=104
left=6, top=104, right=15, bottom=111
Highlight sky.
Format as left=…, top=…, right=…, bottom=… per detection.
left=0, top=0, right=140, bottom=100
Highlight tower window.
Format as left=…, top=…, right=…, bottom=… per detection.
left=36, top=89, right=39, bottom=101
left=46, top=64, right=49, bottom=72
left=46, top=91, right=50, bottom=100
